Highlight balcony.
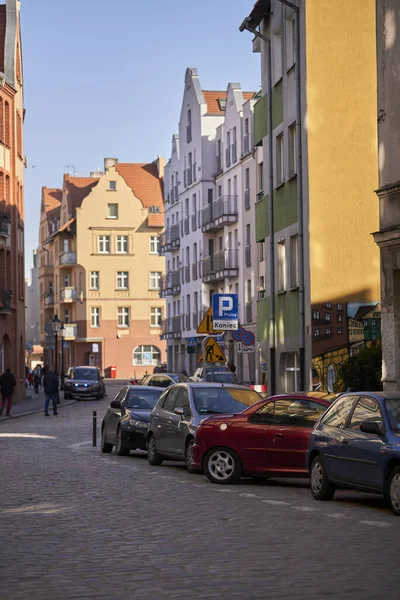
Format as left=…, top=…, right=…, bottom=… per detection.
left=172, top=315, right=182, bottom=338
left=39, top=265, right=53, bottom=278
left=44, top=294, right=54, bottom=307
left=192, top=262, right=198, bottom=281
left=245, top=302, right=252, bottom=323
left=201, top=196, right=238, bottom=232
left=0, top=212, right=10, bottom=239
left=59, top=252, right=77, bottom=266
left=184, top=313, right=191, bottom=331
left=202, top=249, right=239, bottom=283
left=159, top=225, right=180, bottom=253
left=245, top=245, right=252, bottom=267
left=60, top=287, right=77, bottom=302
left=63, top=323, right=77, bottom=340
left=191, top=213, right=197, bottom=231
left=161, top=318, right=173, bottom=338
left=256, top=190, right=264, bottom=203
left=244, top=188, right=251, bottom=211
left=184, top=265, right=190, bottom=284
left=160, top=270, right=181, bottom=297
left=0, top=289, right=12, bottom=314
left=170, top=224, right=180, bottom=249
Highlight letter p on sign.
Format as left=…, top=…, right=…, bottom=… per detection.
left=219, top=296, right=233, bottom=315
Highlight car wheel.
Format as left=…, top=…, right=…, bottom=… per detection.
left=204, top=447, right=242, bottom=485
left=115, top=427, right=130, bottom=456
left=387, top=466, right=400, bottom=516
left=147, top=435, right=163, bottom=466
left=185, top=439, right=196, bottom=474
left=310, top=455, right=336, bottom=501
left=101, top=426, right=113, bottom=453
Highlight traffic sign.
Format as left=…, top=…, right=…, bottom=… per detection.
left=198, top=338, right=226, bottom=363
left=212, top=294, right=239, bottom=330
left=187, top=337, right=197, bottom=347
left=242, top=345, right=255, bottom=354
left=233, top=327, right=255, bottom=345
left=197, top=308, right=219, bottom=334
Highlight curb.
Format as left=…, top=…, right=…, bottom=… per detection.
left=0, top=399, right=77, bottom=423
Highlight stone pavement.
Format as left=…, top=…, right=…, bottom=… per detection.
left=0, top=380, right=399, bottom=599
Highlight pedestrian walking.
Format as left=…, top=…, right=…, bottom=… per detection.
left=43, top=367, right=59, bottom=416
left=28, top=370, right=33, bottom=389
left=0, top=367, right=17, bottom=417
left=33, top=365, right=41, bottom=393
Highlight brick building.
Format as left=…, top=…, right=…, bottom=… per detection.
left=0, top=0, right=25, bottom=399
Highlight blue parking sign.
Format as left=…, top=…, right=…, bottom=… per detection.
left=212, top=294, right=239, bottom=331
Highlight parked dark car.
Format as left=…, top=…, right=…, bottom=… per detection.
left=153, top=363, right=167, bottom=373
left=101, top=386, right=165, bottom=455
left=140, top=373, right=189, bottom=388
left=307, top=391, right=400, bottom=515
left=193, top=395, right=330, bottom=484
left=147, top=383, right=262, bottom=472
left=64, top=366, right=105, bottom=400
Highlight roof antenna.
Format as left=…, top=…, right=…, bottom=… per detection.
left=65, top=164, right=77, bottom=176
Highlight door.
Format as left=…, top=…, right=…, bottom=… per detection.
left=335, top=396, right=385, bottom=489
left=155, top=387, right=180, bottom=453
left=318, top=395, right=357, bottom=480
left=265, top=398, right=328, bottom=470
left=106, top=388, right=127, bottom=443
left=168, top=387, right=192, bottom=456
left=239, top=402, right=275, bottom=471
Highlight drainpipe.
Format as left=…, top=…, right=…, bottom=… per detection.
left=239, top=19, right=276, bottom=395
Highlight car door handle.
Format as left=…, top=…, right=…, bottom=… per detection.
left=274, top=433, right=284, bottom=439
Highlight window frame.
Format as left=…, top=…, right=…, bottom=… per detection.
left=348, top=396, right=384, bottom=433
left=150, top=271, right=162, bottom=290
left=117, top=306, right=130, bottom=328
left=98, top=235, right=110, bottom=254
left=320, top=396, right=357, bottom=429
left=91, top=307, right=100, bottom=328
left=107, top=203, right=118, bottom=219
left=116, top=271, right=129, bottom=290
left=277, top=240, right=286, bottom=293
left=116, top=235, right=128, bottom=254
left=149, top=236, right=160, bottom=255
left=150, top=306, right=162, bottom=328
left=108, top=180, right=117, bottom=191
left=90, top=271, right=99, bottom=290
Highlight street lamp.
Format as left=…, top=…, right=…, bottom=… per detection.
left=51, top=314, right=62, bottom=375
left=60, top=324, right=66, bottom=390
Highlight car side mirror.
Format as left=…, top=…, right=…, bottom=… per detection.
left=110, top=400, right=121, bottom=409
left=174, top=407, right=185, bottom=417
left=360, top=420, right=384, bottom=436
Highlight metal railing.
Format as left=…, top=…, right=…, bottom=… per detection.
left=201, top=249, right=239, bottom=280
left=201, top=195, right=238, bottom=230
left=60, top=252, right=77, bottom=266
left=245, top=245, right=252, bottom=267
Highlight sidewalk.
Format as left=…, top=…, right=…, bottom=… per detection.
left=0, top=388, right=76, bottom=422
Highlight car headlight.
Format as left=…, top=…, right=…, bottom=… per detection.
left=129, top=420, right=148, bottom=429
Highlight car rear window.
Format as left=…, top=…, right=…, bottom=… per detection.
left=193, top=387, right=261, bottom=415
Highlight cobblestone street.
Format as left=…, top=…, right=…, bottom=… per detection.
left=1, top=382, right=398, bottom=600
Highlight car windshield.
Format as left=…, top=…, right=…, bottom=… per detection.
left=193, top=387, right=261, bottom=414
left=385, top=398, right=400, bottom=431
left=72, top=369, right=98, bottom=381
left=170, top=374, right=189, bottom=383
left=126, top=389, right=163, bottom=410
left=204, top=372, right=237, bottom=383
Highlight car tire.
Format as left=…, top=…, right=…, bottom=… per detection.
left=147, top=435, right=163, bottom=466
left=204, top=447, right=242, bottom=485
left=310, top=455, right=336, bottom=501
left=101, top=426, right=113, bottom=453
left=115, top=427, right=130, bottom=456
left=387, top=466, right=400, bottom=516
left=185, top=439, right=196, bottom=474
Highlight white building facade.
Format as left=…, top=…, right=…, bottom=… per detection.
left=161, top=68, right=260, bottom=382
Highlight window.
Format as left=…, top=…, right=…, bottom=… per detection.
left=133, top=345, right=161, bottom=366
left=313, top=310, right=320, bottom=320
left=226, top=131, right=231, bottom=167
left=277, top=240, right=286, bottom=292
left=186, top=109, right=192, bottom=143
left=349, top=397, right=383, bottom=431
left=325, top=313, right=331, bottom=321
left=117, top=271, right=129, bottom=290
left=273, top=31, right=283, bottom=82
left=117, top=307, right=130, bottom=327
left=325, top=328, right=331, bottom=335
left=314, top=329, right=320, bottom=338
left=90, top=271, right=99, bottom=290
left=288, top=123, right=297, bottom=178
left=64, top=309, right=70, bottom=324
left=290, top=235, right=298, bottom=288
left=321, top=396, right=355, bottom=428
left=258, top=241, right=264, bottom=262
left=281, top=352, right=300, bottom=392
left=327, top=364, right=336, bottom=393
left=98, top=235, right=110, bottom=253
left=91, top=307, right=100, bottom=328
left=337, top=303, right=343, bottom=311
left=107, top=203, right=118, bottom=219
left=244, top=117, right=250, bottom=153
left=276, top=134, right=284, bottom=186
left=337, top=313, right=343, bottom=323
left=272, top=398, right=327, bottom=428
left=108, top=180, right=117, bottom=191
left=286, top=17, right=296, bottom=68
left=250, top=402, right=274, bottom=424
left=63, top=239, right=69, bottom=253
left=116, top=235, right=128, bottom=254
left=325, top=302, right=332, bottom=309
left=150, top=271, right=161, bottom=290
left=149, top=236, right=160, bottom=254
left=232, top=126, right=237, bottom=162
left=150, top=307, right=162, bottom=327
left=258, top=162, right=264, bottom=193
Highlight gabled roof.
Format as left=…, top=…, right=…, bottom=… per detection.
left=42, top=187, right=62, bottom=213
left=64, top=175, right=99, bottom=212
left=202, top=91, right=227, bottom=115
left=115, top=163, right=164, bottom=210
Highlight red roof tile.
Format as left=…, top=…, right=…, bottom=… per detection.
left=0, top=6, right=6, bottom=74
left=64, top=174, right=99, bottom=212
left=115, top=163, right=164, bottom=210
left=243, top=92, right=256, bottom=102
left=202, top=91, right=227, bottom=114
left=42, top=187, right=62, bottom=213
left=147, top=213, right=164, bottom=228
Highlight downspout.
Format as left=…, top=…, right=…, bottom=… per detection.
left=239, top=20, right=276, bottom=395
left=277, top=0, right=305, bottom=390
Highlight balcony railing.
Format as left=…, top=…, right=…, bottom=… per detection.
left=245, top=302, right=252, bottom=323
left=161, top=318, right=172, bottom=337
left=172, top=315, right=182, bottom=338
left=161, top=225, right=180, bottom=253
left=192, top=263, right=198, bottom=281
left=256, top=190, right=264, bottom=203
left=243, top=133, right=250, bottom=155
left=244, top=188, right=251, bottom=211
left=258, top=289, right=266, bottom=300
left=44, top=294, right=54, bottom=306
left=245, top=245, right=252, bottom=267
left=0, top=289, right=12, bottom=314
left=216, top=154, right=222, bottom=173
left=201, top=195, right=238, bottom=232
left=201, top=249, right=239, bottom=282
left=171, top=224, right=180, bottom=248
left=231, top=142, right=237, bottom=163
left=60, top=287, right=77, bottom=302
left=191, top=213, right=197, bottom=231
left=39, top=265, right=53, bottom=278
left=63, top=323, right=77, bottom=339
left=0, top=212, right=10, bottom=238
left=59, top=252, right=77, bottom=266
left=160, top=269, right=181, bottom=297
left=161, top=318, right=181, bottom=338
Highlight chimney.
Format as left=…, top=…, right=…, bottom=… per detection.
left=104, top=158, right=118, bottom=172
left=154, top=155, right=165, bottom=178
left=90, top=171, right=104, bottom=178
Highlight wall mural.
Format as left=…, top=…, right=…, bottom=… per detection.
left=311, top=302, right=381, bottom=393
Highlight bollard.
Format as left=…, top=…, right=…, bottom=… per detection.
left=93, top=410, right=97, bottom=447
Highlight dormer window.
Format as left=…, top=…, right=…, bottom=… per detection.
left=148, top=206, right=161, bottom=214
left=218, top=98, right=226, bottom=111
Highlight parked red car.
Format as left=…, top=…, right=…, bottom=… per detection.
left=192, top=395, right=331, bottom=485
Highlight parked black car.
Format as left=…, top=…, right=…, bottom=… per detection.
left=153, top=363, right=167, bottom=373
left=140, top=373, right=189, bottom=388
left=64, top=366, right=106, bottom=400
left=101, top=385, right=165, bottom=455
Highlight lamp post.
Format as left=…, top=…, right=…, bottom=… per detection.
left=51, top=314, right=62, bottom=375
left=60, top=324, right=66, bottom=390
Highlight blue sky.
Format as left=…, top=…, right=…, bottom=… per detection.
left=22, top=0, right=260, bottom=275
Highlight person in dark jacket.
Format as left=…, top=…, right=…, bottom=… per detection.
left=0, top=368, right=17, bottom=417
left=43, top=367, right=59, bottom=416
